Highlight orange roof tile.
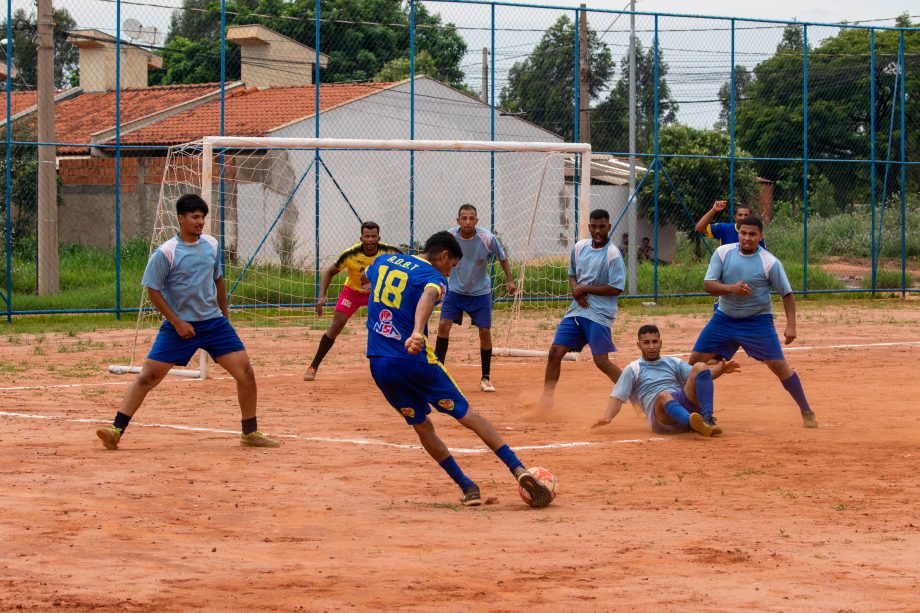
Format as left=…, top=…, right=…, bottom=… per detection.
left=47, top=84, right=221, bottom=153
left=5, top=91, right=38, bottom=116
left=111, top=83, right=395, bottom=147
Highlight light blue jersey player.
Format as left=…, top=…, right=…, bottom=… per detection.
left=365, top=231, right=553, bottom=508
left=95, top=194, right=280, bottom=451
left=435, top=204, right=516, bottom=393
left=689, top=216, right=818, bottom=428
left=540, top=209, right=626, bottom=409
left=592, top=325, right=739, bottom=437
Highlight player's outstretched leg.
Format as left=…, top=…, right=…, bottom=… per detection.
left=478, top=327, right=495, bottom=392
left=458, top=409, right=553, bottom=507
left=214, top=350, right=281, bottom=447
left=97, top=359, right=172, bottom=450
left=539, top=345, right=569, bottom=409
left=685, top=362, right=721, bottom=434
left=304, top=311, right=349, bottom=381
left=592, top=353, right=622, bottom=384
left=765, top=359, right=818, bottom=428
left=413, top=417, right=481, bottom=506
left=657, top=394, right=718, bottom=438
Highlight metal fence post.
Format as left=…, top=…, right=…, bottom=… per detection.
left=652, top=14, right=660, bottom=301
left=870, top=29, right=877, bottom=293
left=409, top=0, right=416, bottom=252
left=802, top=24, right=809, bottom=296
left=114, top=0, right=122, bottom=319
left=313, top=0, right=321, bottom=299
left=4, top=0, right=11, bottom=322
left=899, top=32, right=906, bottom=297
left=729, top=18, right=735, bottom=212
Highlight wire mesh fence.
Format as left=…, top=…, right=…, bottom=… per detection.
left=1, top=0, right=918, bottom=324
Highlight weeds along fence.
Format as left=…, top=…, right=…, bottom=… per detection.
left=1, top=1, right=918, bottom=321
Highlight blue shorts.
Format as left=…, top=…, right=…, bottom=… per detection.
left=648, top=388, right=699, bottom=434
left=551, top=316, right=616, bottom=355
left=439, top=292, right=492, bottom=329
left=369, top=357, right=470, bottom=425
left=692, top=310, right=784, bottom=362
left=147, top=317, right=245, bottom=366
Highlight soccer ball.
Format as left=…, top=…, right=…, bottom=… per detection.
left=518, top=466, right=558, bottom=507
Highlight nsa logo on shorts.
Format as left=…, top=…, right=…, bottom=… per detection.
left=438, top=399, right=455, bottom=411
left=400, top=407, right=415, bottom=418
left=373, top=308, right=402, bottom=340
left=341, top=298, right=352, bottom=308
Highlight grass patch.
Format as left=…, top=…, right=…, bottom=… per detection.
left=864, top=269, right=914, bottom=289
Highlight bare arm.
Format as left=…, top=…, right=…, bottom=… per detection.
left=215, top=277, right=229, bottom=318
left=568, top=275, right=588, bottom=308
left=703, top=279, right=752, bottom=297
left=781, top=292, right=797, bottom=345
left=405, top=285, right=441, bottom=355
left=591, top=396, right=625, bottom=428
left=499, top=258, right=516, bottom=294
left=695, top=200, right=727, bottom=234
left=148, top=288, right=195, bottom=339
left=315, top=263, right=341, bottom=316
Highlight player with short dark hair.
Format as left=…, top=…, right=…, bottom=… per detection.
left=434, top=204, right=516, bottom=392
left=365, top=230, right=553, bottom=507
left=96, top=193, right=280, bottom=450
left=592, top=325, right=739, bottom=435
left=540, top=208, right=625, bottom=408
left=689, top=216, right=818, bottom=428
left=303, top=222, right=401, bottom=381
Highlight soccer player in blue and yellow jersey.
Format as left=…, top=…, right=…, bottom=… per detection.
left=435, top=204, right=516, bottom=392
left=96, top=194, right=280, bottom=450
left=592, top=324, right=739, bottom=436
left=540, top=209, right=626, bottom=409
left=365, top=231, right=553, bottom=508
left=688, top=216, right=818, bottom=428
left=303, top=222, right=401, bottom=381
left=695, top=200, right=766, bottom=248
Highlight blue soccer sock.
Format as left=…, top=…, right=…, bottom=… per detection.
left=439, top=455, right=476, bottom=491
left=663, top=399, right=691, bottom=427
left=781, top=372, right=812, bottom=415
left=494, top=444, right=524, bottom=474
left=694, top=369, right=715, bottom=421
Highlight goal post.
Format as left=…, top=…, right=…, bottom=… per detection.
left=111, top=136, right=595, bottom=375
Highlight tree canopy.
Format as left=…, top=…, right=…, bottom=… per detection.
left=498, top=15, right=614, bottom=142
left=0, top=7, right=78, bottom=90
left=152, top=0, right=468, bottom=87
left=591, top=38, right=678, bottom=153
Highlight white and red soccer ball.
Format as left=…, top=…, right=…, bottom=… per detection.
left=518, top=466, right=558, bottom=507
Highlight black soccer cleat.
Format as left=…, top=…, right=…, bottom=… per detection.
left=514, top=466, right=552, bottom=508
left=460, top=485, right=482, bottom=507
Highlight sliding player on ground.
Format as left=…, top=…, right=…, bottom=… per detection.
left=688, top=216, right=818, bottom=428
left=303, top=221, right=401, bottom=381
left=96, top=194, right=280, bottom=450
left=592, top=324, right=738, bottom=436
left=365, top=231, right=553, bottom=507
left=434, top=204, right=516, bottom=392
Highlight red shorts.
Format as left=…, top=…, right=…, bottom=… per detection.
left=334, top=285, right=370, bottom=317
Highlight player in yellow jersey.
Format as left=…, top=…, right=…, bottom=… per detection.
left=303, top=221, right=401, bottom=381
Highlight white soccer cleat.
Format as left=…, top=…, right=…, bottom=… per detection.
left=480, top=378, right=495, bottom=393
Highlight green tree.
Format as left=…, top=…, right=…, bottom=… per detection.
left=0, top=7, right=78, bottom=90
left=715, top=65, right=752, bottom=131
left=591, top=38, right=678, bottom=153
left=498, top=15, right=614, bottom=141
left=735, top=18, right=919, bottom=212
left=642, top=125, right=759, bottom=234
left=153, top=0, right=467, bottom=88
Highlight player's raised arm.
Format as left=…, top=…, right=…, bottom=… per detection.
left=695, top=200, right=726, bottom=234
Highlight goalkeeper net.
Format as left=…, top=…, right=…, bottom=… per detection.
left=111, top=137, right=592, bottom=377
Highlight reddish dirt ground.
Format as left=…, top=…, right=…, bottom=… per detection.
left=2, top=301, right=920, bottom=611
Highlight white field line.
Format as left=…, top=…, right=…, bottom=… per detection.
left=0, top=410, right=664, bottom=454
left=2, top=339, right=918, bottom=393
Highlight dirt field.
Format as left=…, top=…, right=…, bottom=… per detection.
left=2, top=301, right=920, bottom=611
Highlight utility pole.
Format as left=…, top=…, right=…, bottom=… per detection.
left=481, top=47, right=488, bottom=104
left=627, top=0, right=638, bottom=295
left=578, top=6, right=590, bottom=145
left=37, top=0, right=58, bottom=294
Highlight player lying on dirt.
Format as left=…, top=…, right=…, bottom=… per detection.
left=592, top=324, right=738, bottom=437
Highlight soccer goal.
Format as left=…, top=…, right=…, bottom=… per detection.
left=109, top=137, right=593, bottom=377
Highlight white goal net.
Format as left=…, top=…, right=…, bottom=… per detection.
left=112, top=137, right=593, bottom=377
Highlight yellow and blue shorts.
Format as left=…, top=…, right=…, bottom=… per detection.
left=369, top=356, right=469, bottom=425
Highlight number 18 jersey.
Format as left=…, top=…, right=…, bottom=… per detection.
left=365, top=253, right=447, bottom=364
